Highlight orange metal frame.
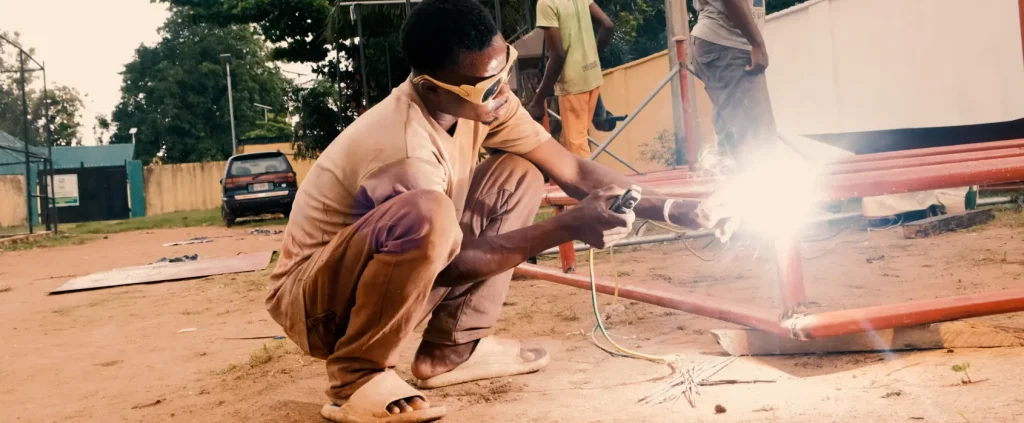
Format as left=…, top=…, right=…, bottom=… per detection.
left=516, top=35, right=1024, bottom=340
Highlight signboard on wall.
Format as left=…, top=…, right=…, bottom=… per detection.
left=53, top=174, right=79, bottom=207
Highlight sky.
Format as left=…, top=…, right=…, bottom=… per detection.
left=0, top=0, right=170, bottom=145
left=0, top=0, right=312, bottom=146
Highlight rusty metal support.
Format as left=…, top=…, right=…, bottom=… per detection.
left=513, top=263, right=790, bottom=337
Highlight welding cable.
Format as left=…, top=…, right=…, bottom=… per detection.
left=642, top=220, right=723, bottom=262
left=587, top=248, right=673, bottom=364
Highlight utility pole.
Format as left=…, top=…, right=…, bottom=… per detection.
left=220, top=54, right=238, bottom=155
left=18, top=51, right=33, bottom=233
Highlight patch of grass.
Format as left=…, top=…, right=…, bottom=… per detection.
left=0, top=232, right=94, bottom=252
left=533, top=207, right=554, bottom=224
left=4, top=208, right=289, bottom=252
left=555, top=306, right=580, bottom=322
left=66, top=208, right=287, bottom=236
left=217, top=340, right=289, bottom=376
left=514, top=303, right=536, bottom=323
left=993, top=207, right=1024, bottom=228
left=65, top=209, right=225, bottom=235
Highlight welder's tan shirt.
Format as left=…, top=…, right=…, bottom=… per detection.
left=269, top=80, right=549, bottom=289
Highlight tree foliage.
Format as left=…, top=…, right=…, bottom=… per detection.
left=161, top=0, right=807, bottom=157
left=0, top=30, right=86, bottom=146
left=108, top=10, right=292, bottom=164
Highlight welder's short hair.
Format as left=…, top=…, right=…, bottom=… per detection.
left=400, top=0, right=499, bottom=74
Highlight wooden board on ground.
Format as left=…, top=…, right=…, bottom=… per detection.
left=713, top=321, right=1024, bottom=356
left=50, top=251, right=274, bottom=294
left=903, top=209, right=995, bottom=239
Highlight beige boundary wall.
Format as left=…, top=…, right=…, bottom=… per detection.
left=0, top=175, right=27, bottom=228
left=143, top=144, right=315, bottom=216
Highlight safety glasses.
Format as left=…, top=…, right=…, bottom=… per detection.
left=413, top=44, right=518, bottom=105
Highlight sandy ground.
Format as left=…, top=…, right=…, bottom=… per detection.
left=2, top=215, right=1024, bottom=422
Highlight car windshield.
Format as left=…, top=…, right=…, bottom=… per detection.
left=229, top=155, right=289, bottom=176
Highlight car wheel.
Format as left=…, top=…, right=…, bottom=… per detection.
left=222, top=206, right=236, bottom=228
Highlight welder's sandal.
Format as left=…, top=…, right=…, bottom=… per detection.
left=320, top=369, right=446, bottom=423
left=415, top=336, right=550, bottom=389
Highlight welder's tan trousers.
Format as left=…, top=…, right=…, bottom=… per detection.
left=265, top=153, right=543, bottom=404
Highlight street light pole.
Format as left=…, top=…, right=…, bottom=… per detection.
left=129, top=127, right=138, bottom=144
left=253, top=103, right=272, bottom=122
left=220, top=54, right=237, bottom=155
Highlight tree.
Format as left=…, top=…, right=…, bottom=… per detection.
left=0, top=30, right=86, bottom=146
left=163, top=0, right=808, bottom=157
left=290, top=79, right=349, bottom=159
left=108, top=10, right=292, bottom=164
left=93, top=114, right=112, bottom=145
left=31, top=85, right=85, bottom=146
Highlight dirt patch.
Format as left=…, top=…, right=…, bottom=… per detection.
left=3, top=216, right=1024, bottom=422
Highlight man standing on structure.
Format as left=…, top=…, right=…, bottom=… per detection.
left=526, top=0, right=614, bottom=158
left=265, top=0, right=727, bottom=421
left=690, top=0, right=776, bottom=162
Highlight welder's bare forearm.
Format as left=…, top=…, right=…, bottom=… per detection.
left=723, top=0, right=765, bottom=48
left=437, top=214, right=575, bottom=287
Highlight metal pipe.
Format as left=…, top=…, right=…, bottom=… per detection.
left=980, top=184, right=1024, bottom=192
left=776, top=237, right=805, bottom=318
left=824, top=155, right=1024, bottom=201
left=786, top=287, right=1024, bottom=340
left=514, top=263, right=791, bottom=337
left=543, top=153, right=1024, bottom=205
left=828, top=147, right=1024, bottom=175
left=546, top=109, right=643, bottom=174
left=538, top=231, right=712, bottom=256
left=674, top=37, right=698, bottom=169
left=552, top=206, right=576, bottom=273
left=977, top=196, right=1013, bottom=206
left=830, top=138, right=1024, bottom=165
left=588, top=66, right=681, bottom=161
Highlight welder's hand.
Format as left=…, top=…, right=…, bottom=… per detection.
left=568, top=185, right=636, bottom=249
left=527, top=99, right=546, bottom=121
left=694, top=198, right=740, bottom=243
left=746, top=44, right=769, bottom=74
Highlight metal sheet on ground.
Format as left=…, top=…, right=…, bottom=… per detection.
left=50, top=251, right=274, bottom=294
left=712, top=322, right=1024, bottom=356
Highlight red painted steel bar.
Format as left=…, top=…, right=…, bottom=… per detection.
left=823, top=155, right=1024, bottom=201
left=514, top=263, right=791, bottom=337
left=543, top=154, right=1024, bottom=206
left=828, top=147, right=1024, bottom=175
left=829, top=138, right=1024, bottom=165
left=776, top=237, right=806, bottom=318
left=552, top=206, right=576, bottom=273
left=787, top=287, right=1024, bottom=340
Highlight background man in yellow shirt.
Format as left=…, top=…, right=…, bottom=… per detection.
left=527, top=0, right=614, bottom=158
